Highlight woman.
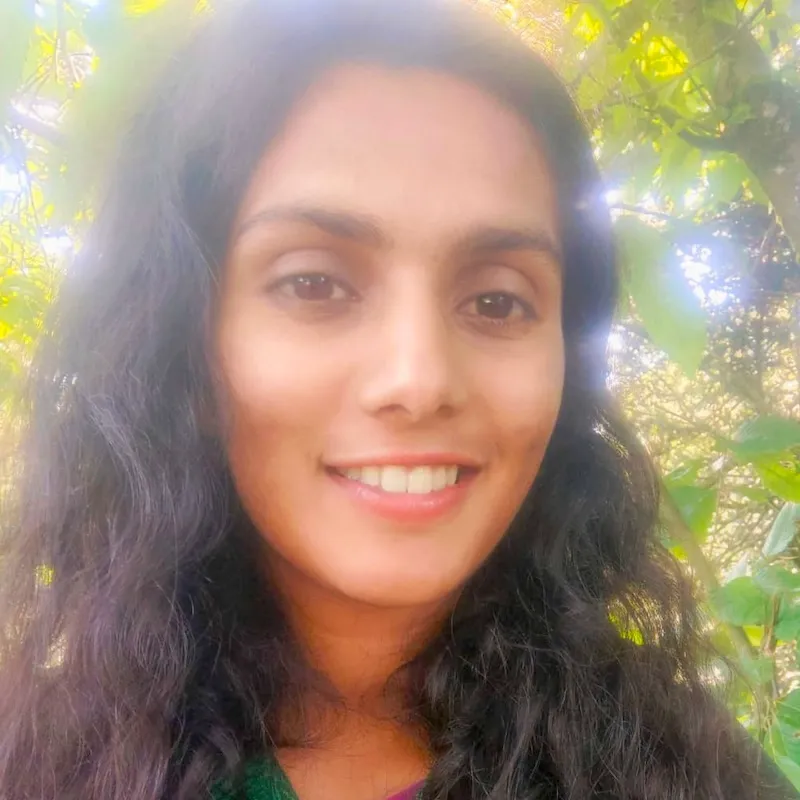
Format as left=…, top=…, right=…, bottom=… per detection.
left=0, top=0, right=793, bottom=798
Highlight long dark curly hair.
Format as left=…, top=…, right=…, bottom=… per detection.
left=0, top=1, right=790, bottom=798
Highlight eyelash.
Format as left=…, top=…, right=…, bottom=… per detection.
left=269, top=273, right=536, bottom=329
left=270, top=273, right=358, bottom=304
left=458, top=292, right=536, bottom=326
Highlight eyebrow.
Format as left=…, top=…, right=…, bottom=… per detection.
left=235, top=205, right=387, bottom=246
left=454, top=226, right=563, bottom=271
left=235, top=204, right=562, bottom=269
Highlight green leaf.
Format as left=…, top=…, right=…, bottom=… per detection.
left=732, top=416, right=800, bottom=461
left=756, top=460, right=800, bottom=503
left=774, top=756, right=800, bottom=792
left=742, top=654, right=775, bottom=685
left=706, top=0, right=739, bottom=25
left=0, top=0, right=35, bottom=123
left=624, top=143, right=662, bottom=198
left=668, top=485, right=718, bottom=541
left=743, top=624, right=764, bottom=646
left=659, top=136, right=704, bottom=207
left=777, top=689, right=800, bottom=729
left=616, top=216, right=707, bottom=375
left=774, top=602, right=800, bottom=641
left=727, top=103, right=757, bottom=125
left=764, top=504, right=800, bottom=558
left=747, top=175, right=771, bottom=206
left=706, top=156, right=751, bottom=206
left=710, top=577, right=771, bottom=626
left=664, top=460, right=707, bottom=487
left=125, top=0, right=171, bottom=14
left=754, top=565, right=800, bottom=593
left=770, top=720, right=800, bottom=766
left=735, top=486, right=773, bottom=503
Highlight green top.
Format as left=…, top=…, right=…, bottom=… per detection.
left=211, top=757, right=297, bottom=800
left=210, top=758, right=425, bottom=800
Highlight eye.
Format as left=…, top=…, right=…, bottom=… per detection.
left=461, top=291, right=535, bottom=324
left=272, top=273, right=356, bottom=303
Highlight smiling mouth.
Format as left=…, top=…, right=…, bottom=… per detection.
left=328, top=464, right=474, bottom=494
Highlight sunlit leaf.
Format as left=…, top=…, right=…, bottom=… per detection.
left=764, top=504, right=800, bottom=558
left=753, top=564, right=800, bottom=593
left=659, top=136, right=704, bottom=206
left=777, top=689, right=800, bottom=729
left=710, top=577, right=771, bottom=626
left=667, top=484, right=717, bottom=541
left=732, top=416, right=800, bottom=461
left=774, top=756, right=800, bottom=792
left=125, top=0, right=172, bottom=14
left=616, top=215, right=707, bottom=375
left=775, top=602, right=800, bottom=641
left=742, top=624, right=764, bottom=646
left=664, top=459, right=706, bottom=487
left=706, top=0, right=739, bottom=25
left=741, top=654, right=775, bottom=685
left=756, top=460, right=800, bottom=503
left=706, top=155, right=751, bottom=206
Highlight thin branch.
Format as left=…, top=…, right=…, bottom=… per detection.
left=587, top=1, right=735, bottom=152
left=6, top=108, right=66, bottom=147
left=621, top=0, right=771, bottom=103
left=56, top=0, right=78, bottom=86
left=658, top=35, right=716, bottom=111
left=610, top=203, right=678, bottom=221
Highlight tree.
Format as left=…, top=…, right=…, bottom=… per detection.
left=545, top=0, right=800, bottom=777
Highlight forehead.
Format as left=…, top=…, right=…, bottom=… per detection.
left=236, top=63, right=559, bottom=245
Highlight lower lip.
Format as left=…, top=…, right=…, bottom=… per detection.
left=327, top=469, right=476, bottom=524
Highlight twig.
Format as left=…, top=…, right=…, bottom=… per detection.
left=56, top=0, right=78, bottom=86
left=6, top=108, right=65, bottom=147
left=621, top=0, right=771, bottom=103
left=610, top=203, right=678, bottom=222
left=587, top=0, right=734, bottom=152
left=658, top=35, right=716, bottom=112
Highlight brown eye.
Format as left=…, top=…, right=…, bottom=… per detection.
left=293, top=274, right=335, bottom=301
left=470, top=292, right=533, bottom=321
left=275, top=273, right=354, bottom=302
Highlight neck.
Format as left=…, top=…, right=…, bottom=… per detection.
left=266, top=551, right=451, bottom=710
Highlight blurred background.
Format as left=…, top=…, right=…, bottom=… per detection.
left=1, top=0, right=799, bottom=784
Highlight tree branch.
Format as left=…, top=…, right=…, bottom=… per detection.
left=5, top=108, right=65, bottom=147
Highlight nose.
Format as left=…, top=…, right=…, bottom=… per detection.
left=358, top=285, right=467, bottom=424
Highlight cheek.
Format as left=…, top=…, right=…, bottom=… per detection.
left=215, top=308, right=343, bottom=435
left=479, top=332, right=565, bottom=461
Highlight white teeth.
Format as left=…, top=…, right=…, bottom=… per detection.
left=338, top=465, right=461, bottom=493
left=408, top=466, right=433, bottom=494
left=380, top=465, right=407, bottom=493
left=361, top=465, right=381, bottom=486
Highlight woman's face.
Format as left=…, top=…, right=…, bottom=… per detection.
left=216, top=65, right=564, bottom=609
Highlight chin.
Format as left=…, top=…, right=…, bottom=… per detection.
left=332, top=568, right=461, bottom=610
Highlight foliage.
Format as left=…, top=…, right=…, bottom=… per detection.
left=2, top=0, right=800, bottom=785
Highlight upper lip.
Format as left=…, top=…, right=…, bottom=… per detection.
left=326, top=453, right=482, bottom=469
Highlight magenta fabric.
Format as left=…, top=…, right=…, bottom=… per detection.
left=385, top=782, right=424, bottom=800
